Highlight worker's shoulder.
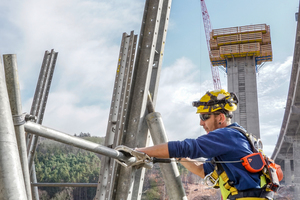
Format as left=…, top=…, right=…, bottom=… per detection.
left=212, top=123, right=247, bottom=140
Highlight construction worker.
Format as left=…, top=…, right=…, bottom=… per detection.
left=136, top=89, right=274, bottom=200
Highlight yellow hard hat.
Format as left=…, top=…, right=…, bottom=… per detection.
left=192, top=89, right=238, bottom=113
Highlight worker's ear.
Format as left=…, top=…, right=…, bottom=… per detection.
left=220, top=113, right=226, bottom=123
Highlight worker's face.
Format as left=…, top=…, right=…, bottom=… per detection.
left=199, top=112, right=220, bottom=133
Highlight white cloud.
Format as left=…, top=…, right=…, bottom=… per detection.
left=156, top=57, right=208, bottom=141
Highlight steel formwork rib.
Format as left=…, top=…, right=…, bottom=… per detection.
left=95, top=31, right=137, bottom=200
left=26, top=49, right=58, bottom=200
left=107, top=0, right=186, bottom=199
left=112, top=1, right=165, bottom=198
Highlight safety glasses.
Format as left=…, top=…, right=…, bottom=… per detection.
left=199, top=113, right=221, bottom=121
left=200, top=114, right=211, bottom=121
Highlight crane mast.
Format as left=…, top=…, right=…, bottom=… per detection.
left=200, top=0, right=221, bottom=89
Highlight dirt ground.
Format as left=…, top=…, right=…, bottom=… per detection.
left=184, top=183, right=221, bottom=200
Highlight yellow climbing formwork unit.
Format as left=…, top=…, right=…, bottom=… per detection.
left=209, top=23, right=272, bottom=67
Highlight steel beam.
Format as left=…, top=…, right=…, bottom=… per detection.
left=3, top=54, right=32, bottom=200
left=0, top=56, right=27, bottom=200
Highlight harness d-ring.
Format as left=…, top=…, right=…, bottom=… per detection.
left=204, top=171, right=219, bottom=187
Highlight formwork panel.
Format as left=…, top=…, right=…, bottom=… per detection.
left=260, top=44, right=272, bottom=56
left=220, top=44, right=239, bottom=57
left=217, top=34, right=239, bottom=45
left=262, top=32, right=271, bottom=44
left=239, top=42, right=260, bottom=56
left=210, top=39, right=218, bottom=50
left=240, top=32, right=262, bottom=43
left=212, top=26, right=238, bottom=38
left=239, top=24, right=267, bottom=34
left=210, top=50, right=221, bottom=60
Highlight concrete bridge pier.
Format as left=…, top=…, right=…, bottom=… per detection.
left=293, top=140, right=300, bottom=195
left=284, top=159, right=292, bottom=185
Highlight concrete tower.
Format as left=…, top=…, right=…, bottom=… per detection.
left=209, top=24, right=272, bottom=138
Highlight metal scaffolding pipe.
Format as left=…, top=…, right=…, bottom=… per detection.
left=24, top=121, right=135, bottom=164
left=0, top=57, right=27, bottom=200
left=146, top=112, right=187, bottom=200
left=3, top=54, right=32, bottom=200
left=31, top=163, right=39, bottom=199
left=32, top=183, right=98, bottom=187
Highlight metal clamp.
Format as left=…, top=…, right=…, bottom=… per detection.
left=204, top=172, right=219, bottom=187
left=25, top=114, right=37, bottom=122
left=12, top=112, right=27, bottom=126
left=114, top=145, right=153, bottom=169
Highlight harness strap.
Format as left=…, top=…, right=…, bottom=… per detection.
left=220, top=171, right=239, bottom=196
left=235, top=198, right=270, bottom=200
left=230, top=126, right=258, bottom=153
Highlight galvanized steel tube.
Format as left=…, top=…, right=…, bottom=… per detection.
left=24, top=121, right=135, bottom=164
left=3, top=54, right=32, bottom=200
left=0, top=57, right=27, bottom=200
left=32, top=183, right=98, bottom=187
left=30, top=163, right=39, bottom=200
left=146, top=112, right=187, bottom=200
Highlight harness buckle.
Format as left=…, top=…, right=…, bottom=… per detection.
left=204, top=172, right=219, bottom=187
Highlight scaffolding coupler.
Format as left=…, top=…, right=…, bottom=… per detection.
left=114, top=145, right=153, bottom=169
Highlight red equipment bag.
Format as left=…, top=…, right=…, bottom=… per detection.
left=240, top=152, right=266, bottom=173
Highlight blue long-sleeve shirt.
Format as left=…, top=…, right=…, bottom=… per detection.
left=168, top=122, right=261, bottom=191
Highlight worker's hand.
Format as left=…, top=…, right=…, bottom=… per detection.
left=115, top=145, right=153, bottom=169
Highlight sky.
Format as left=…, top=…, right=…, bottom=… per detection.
left=0, top=0, right=299, bottom=157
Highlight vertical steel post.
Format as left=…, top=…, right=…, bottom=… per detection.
left=95, top=31, right=137, bottom=200
left=0, top=57, right=27, bottom=200
left=3, top=54, right=32, bottom=200
left=131, top=0, right=173, bottom=198
left=31, top=163, right=39, bottom=199
left=113, top=0, right=165, bottom=199
left=148, top=0, right=172, bottom=104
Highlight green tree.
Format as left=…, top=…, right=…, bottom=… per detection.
left=35, top=137, right=103, bottom=199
